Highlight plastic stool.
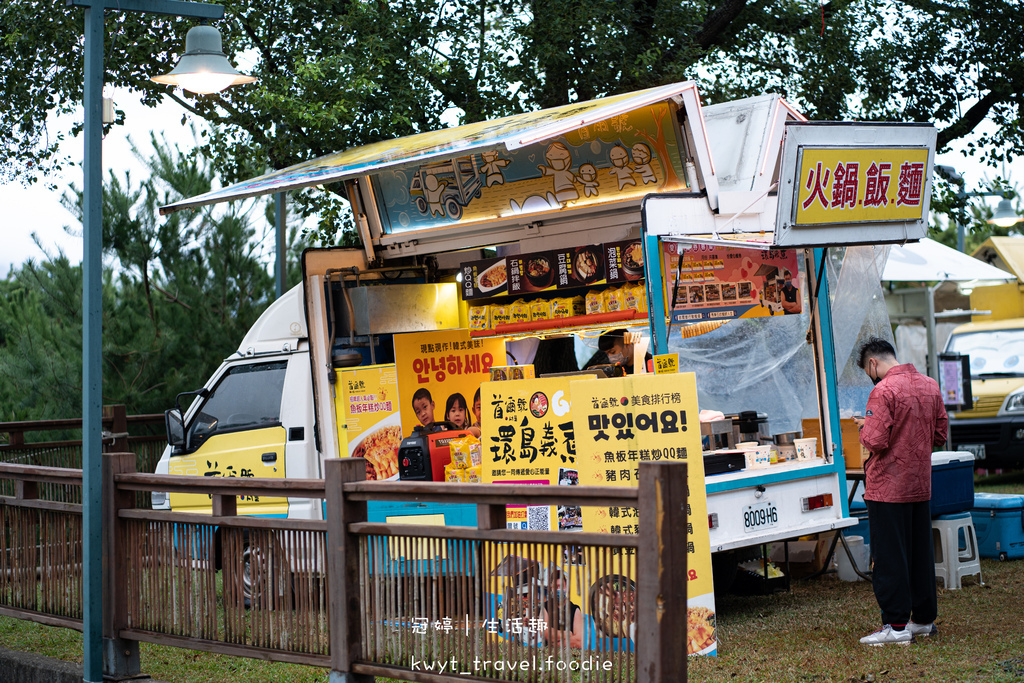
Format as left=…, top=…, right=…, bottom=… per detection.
left=932, top=512, right=983, bottom=589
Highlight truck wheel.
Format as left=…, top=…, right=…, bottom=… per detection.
left=999, top=551, right=1008, bottom=562
left=712, top=552, right=739, bottom=595
left=241, top=531, right=290, bottom=609
left=416, top=197, right=428, bottom=214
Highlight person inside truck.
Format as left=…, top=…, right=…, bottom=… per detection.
left=855, top=337, right=947, bottom=647
left=412, top=388, right=436, bottom=427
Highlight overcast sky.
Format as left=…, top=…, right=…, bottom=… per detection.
left=1, top=91, right=1021, bottom=279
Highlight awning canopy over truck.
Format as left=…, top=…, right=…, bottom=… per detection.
left=161, top=81, right=937, bottom=258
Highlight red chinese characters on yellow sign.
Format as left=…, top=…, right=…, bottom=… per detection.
left=795, top=147, right=930, bottom=225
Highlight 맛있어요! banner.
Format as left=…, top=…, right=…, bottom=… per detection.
left=572, top=372, right=717, bottom=656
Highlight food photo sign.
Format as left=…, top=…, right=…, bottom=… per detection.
left=661, top=242, right=802, bottom=323
left=571, top=372, right=718, bottom=656
left=334, top=364, right=402, bottom=480
left=461, top=239, right=645, bottom=301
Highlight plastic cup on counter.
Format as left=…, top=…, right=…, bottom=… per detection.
left=742, top=444, right=773, bottom=469
left=794, top=437, right=819, bottom=461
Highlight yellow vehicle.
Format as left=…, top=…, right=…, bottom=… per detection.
left=945, top=237, right=1024, bottom=468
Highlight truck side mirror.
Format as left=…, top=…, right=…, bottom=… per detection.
left=165, top=409, right=185, bottom=448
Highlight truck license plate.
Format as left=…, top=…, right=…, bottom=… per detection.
left=743, top=501, right=779, bottom=533
left=959, top=444, right=985, bottom=460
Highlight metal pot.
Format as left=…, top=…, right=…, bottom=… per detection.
left=774, top=431, right=800, bottom=445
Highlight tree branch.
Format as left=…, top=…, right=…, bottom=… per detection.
left=937, top=90, right=1004, bottom=150
left=151, top=283, right=193, bottom=310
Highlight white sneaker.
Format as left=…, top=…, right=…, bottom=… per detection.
left=860, top=625, right=913, bottom=646
left=907, top=621, right=937, bottom=638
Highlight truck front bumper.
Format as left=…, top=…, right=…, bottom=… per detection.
left=949, top=415, right=1024, bottom=467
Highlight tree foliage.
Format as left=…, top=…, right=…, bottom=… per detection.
left=2, top=0, right=1022, bottom=240
left=0, top=136, right=279, bottom=421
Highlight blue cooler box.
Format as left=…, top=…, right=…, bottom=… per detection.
left=930, top=451, right=975, bottom=516
left=971, top=492, right=1024, bottom=560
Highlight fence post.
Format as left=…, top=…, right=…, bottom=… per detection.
left=102, top=405, right=129, bottom=454
left=636, top=461, right=688, bottom=683
left=325, top=457, right=373, bottom=683
left=102, top=452, right=141, bottom=679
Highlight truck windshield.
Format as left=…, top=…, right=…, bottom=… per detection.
left=189, top=361, right=288, bottom=448
left=945, top=328, right=1024, bottom=378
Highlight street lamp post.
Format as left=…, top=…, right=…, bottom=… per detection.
left=935, top=165, right=1023, bottom=251
left=64, top=2, right=253, bottom=680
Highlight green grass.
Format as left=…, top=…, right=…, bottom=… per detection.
left=1, top=472, right=1022, bottom=682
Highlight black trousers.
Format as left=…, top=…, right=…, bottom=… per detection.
left=865, top=500, right=937, bottom=626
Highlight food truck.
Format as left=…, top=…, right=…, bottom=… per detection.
left=156, top=82, right=936, bottom=619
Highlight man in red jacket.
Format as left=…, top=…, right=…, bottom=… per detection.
left=855, top=337, right=948, bottom=646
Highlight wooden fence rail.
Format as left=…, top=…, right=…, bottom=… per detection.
left=0, top=406, right=166, bottom=507
left=0, top=456, right=688, bottom=682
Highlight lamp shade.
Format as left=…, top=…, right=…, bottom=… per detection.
left=151, top=25, right=256, bottom=95
left=988, top=198, right=1023, bottom=228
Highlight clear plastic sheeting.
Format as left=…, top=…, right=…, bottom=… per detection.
left=663, top=246, right=896, bottom=434
left=827, top=246, right=895, bottom=418
left=665, top=297, right=816, bottom=435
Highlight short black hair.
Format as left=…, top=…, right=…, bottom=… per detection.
left=598, top=329, right=626, bottom=352
left=856, top=337, right=897, bottom=369
left=412, top=387, right=432, bottom=405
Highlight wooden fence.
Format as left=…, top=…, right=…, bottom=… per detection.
left=0, top=406, right=165, bottom=507
left=0, top=456, right=688, bottom=682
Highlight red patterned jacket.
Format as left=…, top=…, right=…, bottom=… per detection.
left=860, top=363, right=949, bottom=503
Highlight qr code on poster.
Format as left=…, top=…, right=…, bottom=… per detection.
left=527, top=505, right=550, bottom=531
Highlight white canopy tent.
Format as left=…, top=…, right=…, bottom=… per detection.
left=882, top=238, right=1015, bottom=378
left=883, top=237, right=1015, bottom=283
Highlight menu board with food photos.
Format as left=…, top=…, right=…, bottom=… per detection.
left=462, top=257, right=508, bottom=299
left=334, top=364, right=402, bottom=481
left=661, top=242, right=802, bottom=323
left=604, top=239, right=645, bottom=283
left=462, top=240, right=648, bottom=300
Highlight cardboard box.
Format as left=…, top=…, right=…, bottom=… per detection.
left=769, top=531, right=836, bottom=578
left=801, top=418, right=870, bottom=468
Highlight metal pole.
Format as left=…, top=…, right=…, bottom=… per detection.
left=81, top=5, right=105, bottom=680
left=957, top=188, right=966, bottom=253
left=276, top=192, right=286, bottom=298
left=68, top=3, right=230, bottom=679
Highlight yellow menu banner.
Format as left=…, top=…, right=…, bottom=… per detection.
left=571, top=373, right=717, bottom=656
left=481, top=377, right=577, bottom=531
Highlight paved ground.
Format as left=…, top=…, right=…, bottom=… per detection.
left=0, top=644, right=167, bottom=683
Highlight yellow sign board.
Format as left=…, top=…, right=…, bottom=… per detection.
left=335, top=364, right=402, bottom=481
left=795, top=147, right=930, bottom=225
left=394, top=330, right=506, bottom=439
left=481, top=377, right=577, bottom=531
left=572, top=373, right=717, bottom=655
left=653, top=353, right=679, bottom=374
